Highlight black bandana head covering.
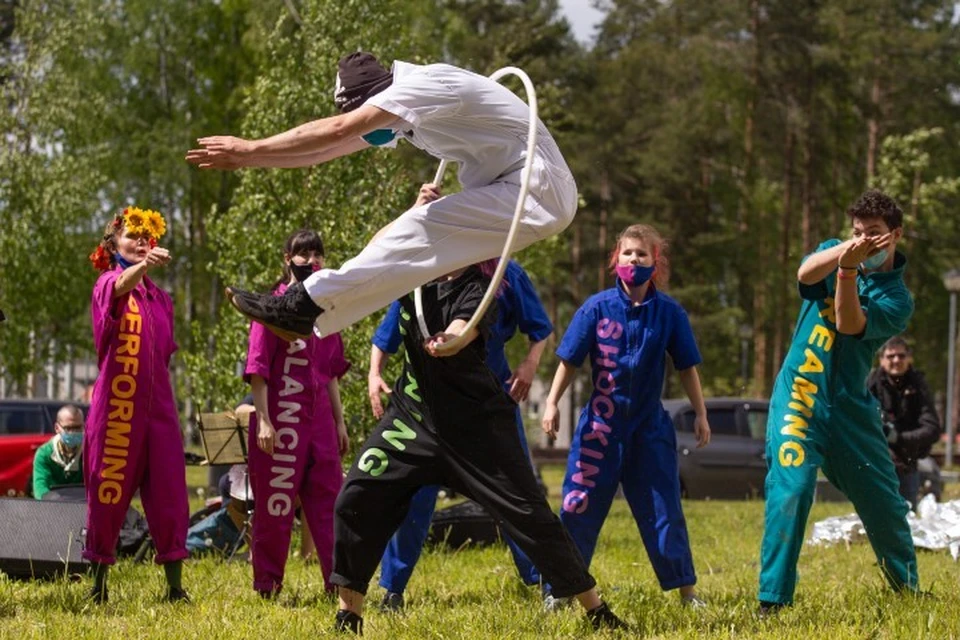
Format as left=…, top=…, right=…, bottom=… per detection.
left=334, top=52, right=393, bottom=113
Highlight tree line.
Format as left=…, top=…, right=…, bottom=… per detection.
left=2, top=0, right=959, bottom=442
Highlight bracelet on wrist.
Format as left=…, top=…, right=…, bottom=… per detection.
left=838, top=264, right=858, bottom=271
left=837, top=269, right=857, bottom=281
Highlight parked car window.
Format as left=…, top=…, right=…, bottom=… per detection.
left=708, top=408, right=739, bottom=436
left=745, top=408, right=768, bottom=440
left=685, top=408, right=739, bottom=436
left=0, top=406, right=47, bottom=435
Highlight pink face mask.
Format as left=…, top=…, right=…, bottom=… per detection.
left=615, top=263, right=655, bottom=288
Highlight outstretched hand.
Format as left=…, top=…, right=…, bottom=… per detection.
left=144, top=246, right=171, bottom=269
left=185, top=136, right=253, bottom=170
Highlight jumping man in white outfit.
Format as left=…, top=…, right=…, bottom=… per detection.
left=185, top=52, right=578, bottom=341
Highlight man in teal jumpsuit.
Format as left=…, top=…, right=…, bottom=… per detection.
left=759, top=190, right=919, bottom=611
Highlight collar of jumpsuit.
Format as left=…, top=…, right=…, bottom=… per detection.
left=615, top=278, right=658, bottom=308
left=860, top=250, right=907, bottom=281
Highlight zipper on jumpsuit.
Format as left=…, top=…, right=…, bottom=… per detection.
left=627, top=303, right=650, bottom=431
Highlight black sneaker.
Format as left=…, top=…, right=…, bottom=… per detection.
left=225, top=282, right=323, bottom=342
left=758, top=601, right=784, bottom=617
left=88, top=584, right=108, bottom=604
left=586, top=601, right=628, bottom=631
left=334, top=609, right=363, bottom=635
left=380, top=591, right=404, bottom=612
left=166, top=587, right=191, bottom=603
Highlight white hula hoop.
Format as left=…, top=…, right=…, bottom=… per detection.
left=414, top=66, right=538, bottom=353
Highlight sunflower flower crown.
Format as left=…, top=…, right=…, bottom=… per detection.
left=89, top=206, right=167, bottom=271
left=122, top=206, right=167, bottom=240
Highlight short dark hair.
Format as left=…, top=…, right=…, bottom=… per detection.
left=880, top=335, right=911, bottom=355
left=847, top=189, right=903, bottom=230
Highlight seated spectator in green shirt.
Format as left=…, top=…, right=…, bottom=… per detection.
left=33, top=405, right=85, bottom=499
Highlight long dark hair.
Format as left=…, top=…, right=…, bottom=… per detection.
left=274, top=229, right=324, bottom=289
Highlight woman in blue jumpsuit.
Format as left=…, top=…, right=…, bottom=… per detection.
left=759, top=190, right=919, bottom=612
left=368, top=259, right=553, bottom=608
left=542, top=224, right=711, bottom=606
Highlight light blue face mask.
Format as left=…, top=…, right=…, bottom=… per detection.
left=362, top=129, right=396, bottom=146
left=861, top=249, right=888, bottom=271
left=60, top=431, right=83, bottom=448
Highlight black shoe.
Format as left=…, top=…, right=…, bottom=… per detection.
left=166, top=587, right=191, bottom=603
left=334, top=609, right=363, bottom=634
left=587, top=601, right=628, bottom=631
left=88, top=585, right=108, bottom=604
left=226, top=282, right=322, bottom=342
left=758, top=601, right=784, bottom=617
left=380, top=591, right=404, bottom=612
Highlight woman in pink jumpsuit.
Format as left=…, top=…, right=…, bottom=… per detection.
left=84, top=207, right=189, bottom=603
left=245, top=229, right=350, bottom=597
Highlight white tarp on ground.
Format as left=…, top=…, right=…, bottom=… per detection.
left=807, top=495, right=960, bottom=561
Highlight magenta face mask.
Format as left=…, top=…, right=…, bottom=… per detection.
left=616, top=263, right=655, bottom=288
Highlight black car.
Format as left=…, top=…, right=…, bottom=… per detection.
left=666, top=397, right=769, bottom=500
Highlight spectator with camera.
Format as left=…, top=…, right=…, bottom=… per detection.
left=867, top=336, right=942, bottom=509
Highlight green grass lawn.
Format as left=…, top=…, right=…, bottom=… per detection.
left=1, top=465, right=958, bottom=639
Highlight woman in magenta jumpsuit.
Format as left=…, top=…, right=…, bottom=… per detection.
left=245, top=229, right=350, bottom=597
left=84, top=207, right=189, bottom=603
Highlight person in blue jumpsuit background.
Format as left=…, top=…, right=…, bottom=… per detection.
left=758, top=190, right=919, bottom=613
left=368, top=254, right=553, bottom=610
left=541, top=223, right=711, bottom=607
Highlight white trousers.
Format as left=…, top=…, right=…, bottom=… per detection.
left=306, top=156, right=577, bottom=336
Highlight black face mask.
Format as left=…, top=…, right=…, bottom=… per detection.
left=290, top=263, right=318, bottom=283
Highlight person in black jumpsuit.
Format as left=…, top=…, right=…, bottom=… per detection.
left=330, top=264, right=625, bottom=634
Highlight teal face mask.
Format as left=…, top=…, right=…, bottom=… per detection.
left=362, top=129, right=396, bottom=146
left=60, top=431, right=83, bottom=448
left=861, top=249, right=888, bottom=271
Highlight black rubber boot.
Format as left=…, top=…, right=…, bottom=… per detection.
left=166, top=587, right=191, bottom=603
left=380, top=591, right=404, bottom=612
left=586, top=601, right=629, bottom=631
left=88, top=584, right=108, bottom=604
left=226, top=282, right=323, bottom=341
left=334, top=609, right=364, bottom=635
